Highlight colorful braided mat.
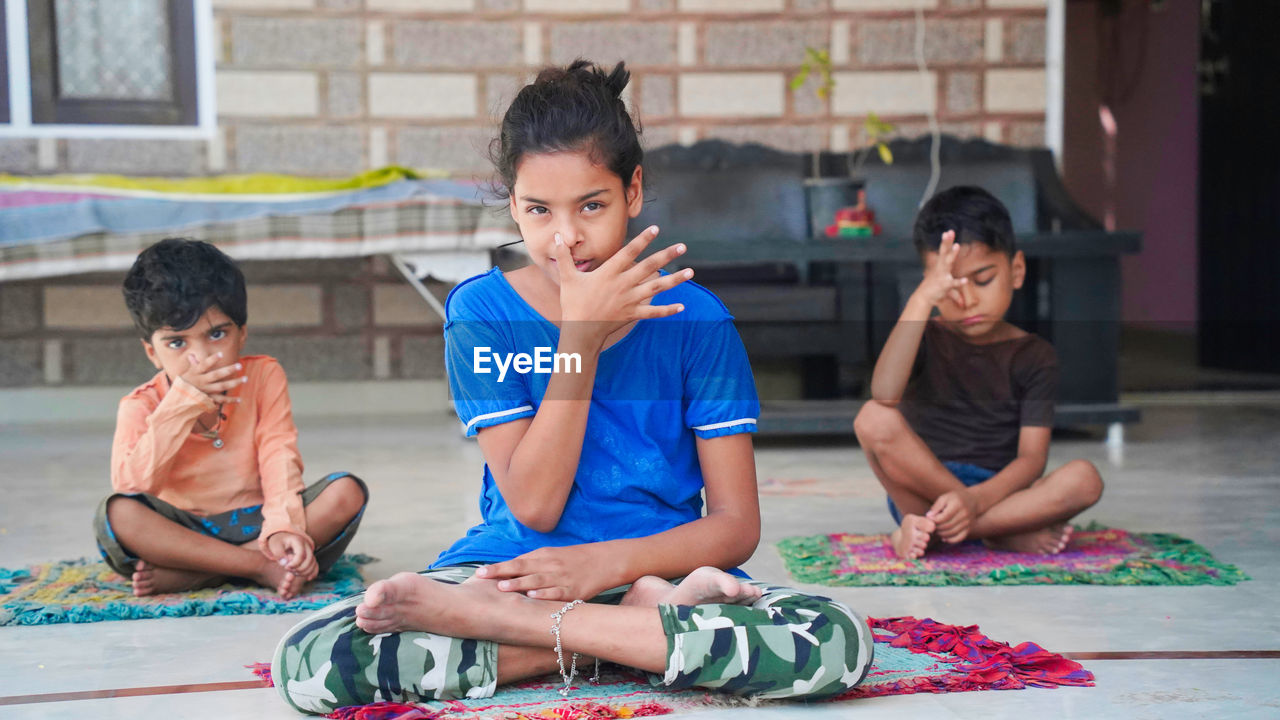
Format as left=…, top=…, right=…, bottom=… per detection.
left=778, top=523, right=1248, bottom=587
left=249, top=615, right=1093, bottom=719
left=0, top=554, right=374, bottom=626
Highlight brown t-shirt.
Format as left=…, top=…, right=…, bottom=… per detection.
left=899, top=319, right=1058, bottom=472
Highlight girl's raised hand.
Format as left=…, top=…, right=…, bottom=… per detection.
left=553, top=225, right=694, bottom=341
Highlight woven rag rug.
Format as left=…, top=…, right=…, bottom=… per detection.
left=248, top=615, right=1093, bottom=719
left=0, top=554, right=373, bottom=626
left=778, top=522, right=1248, bottom=587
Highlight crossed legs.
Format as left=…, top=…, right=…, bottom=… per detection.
left=105, top=475, right=366, bottom=598
left=854, top=400, right=1103, bottom=558
left=273, top=566, right=873, bottom=713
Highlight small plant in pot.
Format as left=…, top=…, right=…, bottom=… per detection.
left=791, top=47, right=895, bottom=239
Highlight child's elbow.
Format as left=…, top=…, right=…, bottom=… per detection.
left=724, top=515, right=760, bottom=566
left=867, top=380, right=902, bottom=407
left=511, top=504, right=562, bottom=534
left=735, top=528, right=761, bottom=565
left=868, top=392, right=900, bottom=408
left=495, top=469, right=565, bottom=533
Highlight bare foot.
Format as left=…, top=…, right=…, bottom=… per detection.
left=130, top=560, right=219, bottom=597
left=890, top=514, right=936, bottom=560
left=620, top=575, right=676, bottom=607
left=274, top=568, right=307, bottom=600
left=231, top=540, right=308, bottom=599
left=985, top=523, right=1073, bottom=555
left=243, top=556, right=306, bottom=600
left=622, top=568, right=761, bottom=608
left=356, top=571, right=531, bottom=638
left=357, top=572, right=477, bottom=635
left=663, top=567, right=762, bottom=607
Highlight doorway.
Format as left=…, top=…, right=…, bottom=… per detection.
left=1198, top=0, right=1280, bottom=372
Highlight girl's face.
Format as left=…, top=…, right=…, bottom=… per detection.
left=509, top=150, right=644, bottom=285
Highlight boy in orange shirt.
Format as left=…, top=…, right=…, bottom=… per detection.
left=93, top=238, right=368, bottom=598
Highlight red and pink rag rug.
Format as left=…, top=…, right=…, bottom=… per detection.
left=249, top=615, right=1093, bottom=719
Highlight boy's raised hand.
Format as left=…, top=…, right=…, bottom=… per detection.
left=179, top=352, right=246, bottom=403
left=265, top=531, right=319, bottom=581
left=553, top=226, right=693, bottom=341
left=915, top=230, right=968, bottom=309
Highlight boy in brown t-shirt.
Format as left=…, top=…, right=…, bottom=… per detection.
left=854, top=187, right=1104, bottom=560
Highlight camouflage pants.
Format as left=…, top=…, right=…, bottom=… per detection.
left=272, top=565, right=874, bottom=714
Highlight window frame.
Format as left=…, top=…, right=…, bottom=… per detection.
left=0, top=6, right=9, bottom=124
left=0, top=7, right=8, bottom=122
left=0, top=0, right=215, bottom=139
left=27, top=0, right=198, bottom=126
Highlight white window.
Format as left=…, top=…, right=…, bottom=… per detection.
left=0, top=0, right=214, bottom=138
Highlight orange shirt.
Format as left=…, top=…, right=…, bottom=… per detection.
left=110, top=355, right=311, bottom=551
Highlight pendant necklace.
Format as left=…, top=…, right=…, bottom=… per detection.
left=194, top=409, right=227, bottom=449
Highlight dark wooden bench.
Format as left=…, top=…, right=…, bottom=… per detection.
left=631, top=136, right=1142, bottom=437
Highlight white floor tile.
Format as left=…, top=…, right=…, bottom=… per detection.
left=2, top=403, right=1277, bottom=718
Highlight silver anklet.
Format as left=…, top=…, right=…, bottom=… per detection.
left=550, top=599, right=584, bottom=696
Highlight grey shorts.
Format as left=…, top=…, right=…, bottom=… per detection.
left=93, top=471, right=368, bottom=578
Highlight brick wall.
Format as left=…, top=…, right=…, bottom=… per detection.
left=0, top=257, right=455, bottom=388
left=0, top=0, right=1049, bottom=389
left=0, top=0, right=1049, bottom=177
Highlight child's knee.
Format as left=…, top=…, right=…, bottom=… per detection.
left=805, top=600, right=874, bottom=698
left=1063, top=459, right=1104, bottom=506
left=337, top=475, right=369, bottom=513
left=853, top=400, right=902, bottom=450
left=318, top=474, right=369, bottom=518
left=716, top=595, right=874, bottom=700
left=95, top=496, right=140, bottom=575
left=104, top=494, right=147, bottom=526
left=273, top=594, right=496, bottom=711
left=273, top=602, right=363, bottom=713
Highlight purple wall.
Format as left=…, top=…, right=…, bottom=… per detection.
left=1063, top=0, right=1200, bottom=330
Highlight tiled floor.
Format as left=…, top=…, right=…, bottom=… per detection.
left=2, top=399, right=1278, bottom=718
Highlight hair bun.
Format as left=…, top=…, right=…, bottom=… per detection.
left=602, top=61, right=630, bottom=100
left=559, top=59, right=629, bottom=100
left=492, top=58, right=643, bottom=199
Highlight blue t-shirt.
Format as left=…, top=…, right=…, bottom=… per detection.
left=431, top=266, right=760, bottom=570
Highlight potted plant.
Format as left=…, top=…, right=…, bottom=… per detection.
left=791, top=47, right=895, bottom=239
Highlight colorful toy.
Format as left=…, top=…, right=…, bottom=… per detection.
left=825, top=189, right=882, bottom=238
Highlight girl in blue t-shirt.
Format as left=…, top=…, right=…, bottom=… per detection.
left=273, top=60, right=873, bottom=714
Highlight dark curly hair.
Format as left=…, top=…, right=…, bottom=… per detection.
left=489, top=59, right=643, bottom=198
left=122, top=238, right=247, bottom=340
left=913, top=186, right=1017, bottom=258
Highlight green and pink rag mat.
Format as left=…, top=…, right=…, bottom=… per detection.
left=0, top=554, right=373, bottom=626
left=778, top=523, right=1248, bottom=587
left=247, top=615, right=1094, bottom=719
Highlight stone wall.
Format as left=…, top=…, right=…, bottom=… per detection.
left=0, top=257, right=453, bottom=388
left=0, top=0, right=1049, bottom=177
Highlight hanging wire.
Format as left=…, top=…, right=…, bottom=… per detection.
left=915, top=6, right=942, bottom=208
